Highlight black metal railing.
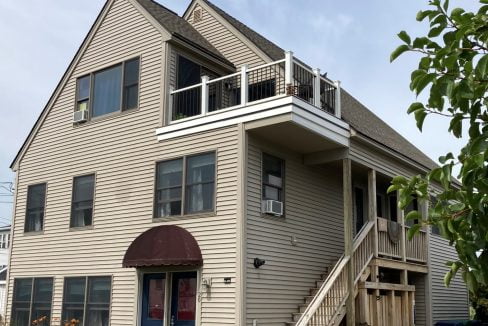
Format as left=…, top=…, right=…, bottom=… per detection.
left=208, top=74, right=241, bottom=112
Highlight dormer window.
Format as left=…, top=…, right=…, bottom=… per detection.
left=75, top=57, right=140, bottom=120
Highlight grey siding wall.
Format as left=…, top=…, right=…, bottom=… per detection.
left=410, top=273, right=428, bottom=326
left=245, top=136, right=344, bottom=326
left=430, top=235, right=469, bottom=322
left=187, top=3, right=267, bottom=68
left=7, top=0, right=239, bottom=325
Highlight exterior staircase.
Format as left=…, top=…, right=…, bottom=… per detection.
left=288, top=221, right=376, bottom=326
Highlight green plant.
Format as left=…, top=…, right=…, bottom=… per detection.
left=390, top=0, right=488, bottom=293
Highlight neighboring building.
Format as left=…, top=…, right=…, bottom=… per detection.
left=0, top=226, right=10, bottom=322
left=6, top=1, right=469, bottom=325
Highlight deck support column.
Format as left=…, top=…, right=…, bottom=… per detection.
left=368, top=169, right=378, bottom=258
left=343, top=158, right=355, bottom=326
left=397, top=190, right=406, bottom=262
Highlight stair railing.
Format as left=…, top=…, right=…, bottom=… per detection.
left=296, top=221, right=376, bottom=326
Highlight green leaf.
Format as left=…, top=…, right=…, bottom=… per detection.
left=416, top=10, right=434, bottom=21
left=407, top=102, right=424, bottom=114
left=444, top=269, right=454, bottom=287
left=428, top=25, right=445, bottom=38
left=398, top=31, right=411, bottom=44
left=415, top=110, right=428, bottom=131
left=390, top=44, right=410, bottom=62
left=407, top=224, right=422, bottom=240
left=443, top=0, right=449, bottom=11
left=475, top=54, right=488, bottom=79
left=405, top=210, right=421, bottom=221
left=415, top=73, right=436, bottom=95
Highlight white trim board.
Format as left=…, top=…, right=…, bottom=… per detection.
left=156, top=96, right=350, bottom=146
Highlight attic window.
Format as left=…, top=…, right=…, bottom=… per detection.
left=193, top=9, right=202, bottom=23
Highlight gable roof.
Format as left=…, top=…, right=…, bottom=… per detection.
left=135, top=0, right=233, bottom=67
left=197, top=0, right=437, bottom=171
left=199, top=0, right=285, bottom=61
left=10, top=0, right=233, bottom=170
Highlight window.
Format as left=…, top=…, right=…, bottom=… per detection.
left=376, top=194, right=384, bottom=218
left=354, top=187, right=365, bottom=234
left=155, top=152, right=216, bottom=218
left=262, top=153, right=284, bottom=201
left=75, top=57, right=140, bottom=119
left=76, top=75, right=90, bottom=112
left=62, top=276, right=112, bottom=326
left=0, top=233, right=9, bottom=249
left=11, top=278, right=54, bottom=325
left=71, top=174, right=95, bottom=228
left=25, top=183, right=47, bottom=232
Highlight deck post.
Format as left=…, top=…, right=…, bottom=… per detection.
left=368, top=169, right=378, bottom=258
left=343, top=158, right=355, bottom=326
left=201, top=75, right=209, bottom=115
left=398, top=190, right=407, bottom=262
left=168, top=86, right=174, bottom=123
left=334, top=80, right=341, bottom=118
left=313, top=68, right=321, bottom=107
left=240, top=64, right=248, bottom=106
left=285, top=50, right=294, bottom=86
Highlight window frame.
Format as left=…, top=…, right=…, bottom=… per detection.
left=74, top=56, right=141, bottom=122
left=11, top=277, right=54, bottom=326
left=61, top=275, right=113, bottom=326
left=24, top=182, right=48, bottom=233
left=261, top=152, right=285, bottom=203
left=153, top=151, right=217, bottom=219
left=70, top=173, right=96, bottom=229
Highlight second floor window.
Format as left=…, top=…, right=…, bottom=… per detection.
left=155, top=152, right=216, bottom=218
left=25, top=183, right=47, bottom=232
left=71, top=174, right=95, bottom=228
left=262, top=153, right=284, bottom=202
left=11, top=278, right=54, bottom=326
left=76, top=57, right=140, bottom=119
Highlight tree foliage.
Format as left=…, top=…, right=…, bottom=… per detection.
left=390, top=0, right=488, bottom=293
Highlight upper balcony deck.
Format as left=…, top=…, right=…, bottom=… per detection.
left=156, top=52, right=350, bottom=152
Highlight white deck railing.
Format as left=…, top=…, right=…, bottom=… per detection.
left=169, top=51, right=341, bottom=123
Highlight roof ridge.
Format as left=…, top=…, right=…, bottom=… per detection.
left=143, top=0, right=180, bottom=17
left=201, top=0, right=285, bottom=61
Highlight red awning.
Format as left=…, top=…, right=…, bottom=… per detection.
left=123, top=225, right=203, bottom=268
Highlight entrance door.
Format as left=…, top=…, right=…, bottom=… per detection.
left=170, top=272, right=197, bottom=326
left=141, top=274, right=166, bottom=326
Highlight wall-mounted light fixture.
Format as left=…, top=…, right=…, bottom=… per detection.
left=254, top=258, right=266, bottom=268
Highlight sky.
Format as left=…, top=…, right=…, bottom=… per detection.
left=0, top=0, right=473, bottom=224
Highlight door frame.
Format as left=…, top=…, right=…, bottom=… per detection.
left=136, top=268, right=202, bottom=326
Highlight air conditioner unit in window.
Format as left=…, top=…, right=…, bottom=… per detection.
left=73, top=110, right=88, bottom=123
left=262, top=200, right=283, bottom=216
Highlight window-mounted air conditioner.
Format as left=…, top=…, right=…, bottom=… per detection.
left=73, top=110, right=88, bottom=123
left=262, top=200, right=283, bottom=216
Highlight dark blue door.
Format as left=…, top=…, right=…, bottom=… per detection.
left=141, top=274, right=166, bottom=326
left=170, top=272, right=197, bottom=326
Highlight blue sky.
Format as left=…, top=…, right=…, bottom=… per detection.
left=0, top=0, right=471, bottom=224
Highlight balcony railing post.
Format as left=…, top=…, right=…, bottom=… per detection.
left=285, top=51, right=294, bottom=91
left=334, top=80, right=341, bottom=118
left=169, top=86, right=174, bottom=122
left=201, top=75, right=209, bottom=116
left=313, top=68, right=321, bottom=108
left=240, top=64, right=248, bottom=106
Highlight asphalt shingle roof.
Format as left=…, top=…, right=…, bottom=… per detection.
left=136, top=0, right=233, bottom=67
left=201, top=0, right=437, bottom=171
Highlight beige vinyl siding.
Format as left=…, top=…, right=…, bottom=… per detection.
left=430, top=235, right=469, bottom=322
left=187, top=4, right=267, bottom=68
left=245, top=136, right=344, bottom=325
left=7, top=0, right=239, bottom=325
left=349, top=139, right=422, bottom=178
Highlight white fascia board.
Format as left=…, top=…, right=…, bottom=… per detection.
left=156, top=96, right=351, bottom=144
